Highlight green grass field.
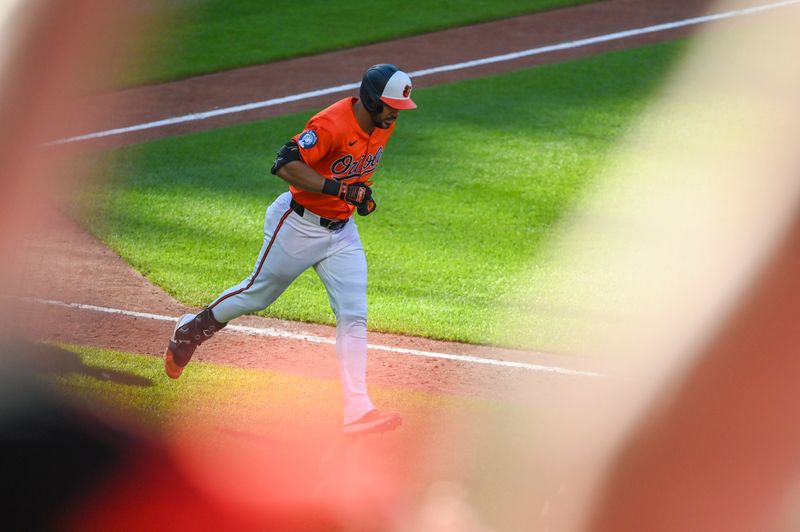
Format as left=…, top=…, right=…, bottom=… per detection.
left=121, top=0, right=598, bottom=86
left=46, top=344, right=498, bottom=449
left=77, top=40, right=688, bottom=350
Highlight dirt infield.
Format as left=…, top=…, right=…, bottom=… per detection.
left=26, top=0, right=715, bottom=398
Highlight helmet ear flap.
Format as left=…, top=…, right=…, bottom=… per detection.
left=359, top=75, right=383, bottom=114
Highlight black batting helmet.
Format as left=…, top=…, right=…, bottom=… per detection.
left=359, top=64, right=417, bottom=114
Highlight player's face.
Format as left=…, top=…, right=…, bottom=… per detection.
left=373, top=103, right=400, bottom=129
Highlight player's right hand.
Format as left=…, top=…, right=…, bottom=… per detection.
left=321, top=179, right=373, bottom=209
left=338, top=182, right=372, bottom=208
left=339, top=182, right=371, bottom=206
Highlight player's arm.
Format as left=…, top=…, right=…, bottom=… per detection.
left=270, top=140, right=372, bottom=207
left=272, top=154, right=327, bottom=193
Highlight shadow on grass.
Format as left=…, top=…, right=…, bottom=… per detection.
left=22, top=343, right=153, bottom=387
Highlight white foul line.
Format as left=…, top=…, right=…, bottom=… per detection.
left=31, top=297, right=605, bottom=378
left=50, top=0, right=800, bottom=146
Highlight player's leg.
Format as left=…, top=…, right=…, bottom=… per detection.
left=164, top=224, right=302, bottom=379
left=314, top=225, right=401, bottom=434
left=165, top=193, right=321, bottom=378
left=208, top=207, right=314, bottom=323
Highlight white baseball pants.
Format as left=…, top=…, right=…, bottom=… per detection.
left=209, top=192, right=374, bottom=424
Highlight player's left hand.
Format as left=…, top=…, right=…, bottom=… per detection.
left=357, top=198, right=376, bottom=216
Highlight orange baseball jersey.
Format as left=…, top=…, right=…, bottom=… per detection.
left=290, top=97, right=394, bottom=220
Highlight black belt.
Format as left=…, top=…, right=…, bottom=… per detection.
left=290, top=199, right=349, bottom=231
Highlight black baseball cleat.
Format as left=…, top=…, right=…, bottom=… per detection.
left=164, top=314, right=197, bottom=379
left=343, top=409, right=402, bottom=435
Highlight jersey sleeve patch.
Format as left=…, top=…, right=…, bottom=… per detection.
left=297, top=130, right=318, bottom=149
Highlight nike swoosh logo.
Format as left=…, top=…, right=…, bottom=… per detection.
left=348, top=140, right=357, bottom=146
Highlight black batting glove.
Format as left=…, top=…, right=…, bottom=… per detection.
left=322, top=180, right=372, bottom=209
left=357, top=198, right=377, bottom=216
left=341, top=182, right=371, bottom=207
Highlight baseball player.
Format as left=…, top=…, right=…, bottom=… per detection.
left=163, top=64, right=417, bottom=435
